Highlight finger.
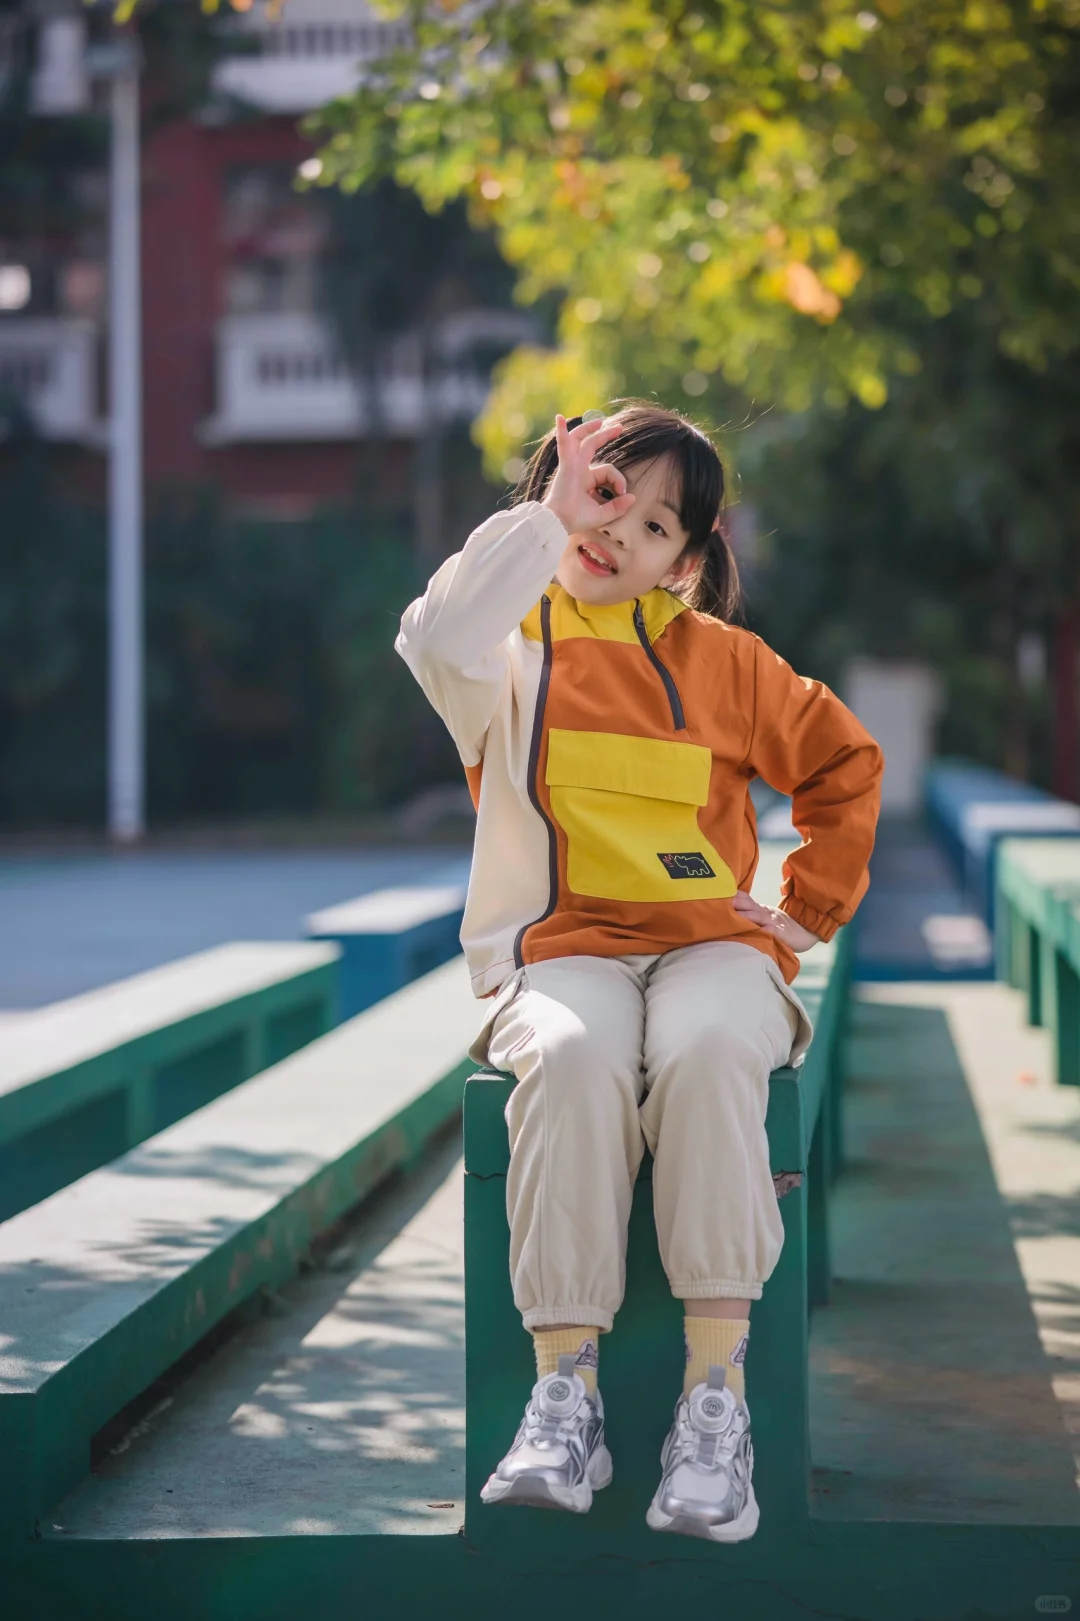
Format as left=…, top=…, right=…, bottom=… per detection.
left=566, top=420, right=604, bottom=451
left=589, top=461, right=628, bottom=495
left=580, top=420, right=624, bottom=455
left=568, top=413, right=616, bottom=438
left=731, top=893, right=770, bottom=924
left=599, top=490, right=636, bottom=518
left=554, top=414, right=570, bottom=457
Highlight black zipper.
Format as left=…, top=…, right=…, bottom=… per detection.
left=513, top=595, right=559, bottom=968
left=633, top=602, right=686, bottom=731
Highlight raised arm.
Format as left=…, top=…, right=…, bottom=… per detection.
left=746, top=637, right=884, bottom=942
left=395, top=502, right=569, bottom=760
left=396, top=415, right=636, bottom=760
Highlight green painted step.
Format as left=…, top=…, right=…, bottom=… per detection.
left=0, top=942, right=341, bottom=1220
left=814, top=985, right=1080, bottom=1526
left=0, top=957, right=479, bottom=1539
left=48, top=1137, right=467, bottom=1541
left=6, top=1516, right=1080, bottom=1621
left=996, top=838, right=1080, bottom=1085
left=6, top=868, right=1080, bottom=1615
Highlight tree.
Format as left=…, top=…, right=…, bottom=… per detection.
left=309, top=0, right=1080, bottom=788
left=311, top=0, right=1074, bottom=434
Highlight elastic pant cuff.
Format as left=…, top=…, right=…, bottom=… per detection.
left=521, top=1304, right=615, bottom=1333
left=670, top=1279, right=764, bottom=1301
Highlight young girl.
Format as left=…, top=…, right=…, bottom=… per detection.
left=397, top=404, right=882, bottom=1544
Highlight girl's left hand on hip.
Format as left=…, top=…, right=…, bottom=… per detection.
left=731, top=891, right=820, bottom=953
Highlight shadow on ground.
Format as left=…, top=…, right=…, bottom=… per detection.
left=49, top=1132, right=466, bottom=1539
left=811, top=993, right=1080, bottom=1524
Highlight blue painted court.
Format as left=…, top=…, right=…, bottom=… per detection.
left=0, top=849, right=472, bottom=1007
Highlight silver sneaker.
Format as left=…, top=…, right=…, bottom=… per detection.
left=480, top=1355, right=613, bottom=1513
left=646, top=1365, right=759, bottom=1543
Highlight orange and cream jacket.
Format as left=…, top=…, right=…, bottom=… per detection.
left=397, top=501, right=883, bottom=999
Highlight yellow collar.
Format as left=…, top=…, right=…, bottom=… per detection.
left=522, top=585, right=687, bottom=645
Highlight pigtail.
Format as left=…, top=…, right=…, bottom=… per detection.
left=685, top=525, right=742, bottom=623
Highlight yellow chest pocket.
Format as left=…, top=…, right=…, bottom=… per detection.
left=545, top=729, right=738, bottom=904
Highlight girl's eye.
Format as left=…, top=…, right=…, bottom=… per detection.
left=647, top=520, right=667, bottom=537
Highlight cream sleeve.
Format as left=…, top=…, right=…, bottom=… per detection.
left=395, top=502, right=568, bottom=763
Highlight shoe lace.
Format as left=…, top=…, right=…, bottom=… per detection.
left=676, top=1399, right=741, bottom=1472
left=524, top=1394, right=590, bottom=1448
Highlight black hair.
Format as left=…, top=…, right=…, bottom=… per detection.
left=511, top=401, right=741, bottom=622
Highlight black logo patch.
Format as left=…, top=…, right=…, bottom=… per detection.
left=658, top=852, right=716, bottom=880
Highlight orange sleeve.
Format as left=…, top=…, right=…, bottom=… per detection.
left=746, top=636, right=883, bottom=942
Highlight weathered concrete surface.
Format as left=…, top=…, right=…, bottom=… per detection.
left=51, top=1136, right=465, bottom=1539
left=811, top=981, right=1080, bottom=1522
left=0, top=959, right=476, bottom=1400
left=0, top=941, right=338, bottom=1100
left=39, top=973, right=1080, bottom=1541
left=0, top=959, right=477, bottom=1539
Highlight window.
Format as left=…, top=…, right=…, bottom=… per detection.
left=222, top=165, right=329, bottom=315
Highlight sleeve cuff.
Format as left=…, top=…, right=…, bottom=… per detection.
left=779, top=894, right=840, bottom=943
left=518, top=499, right=570, bottom=544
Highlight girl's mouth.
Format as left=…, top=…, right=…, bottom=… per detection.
left=578, top=542, right=617, bottom=577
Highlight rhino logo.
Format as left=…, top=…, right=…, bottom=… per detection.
left=574, top=1337, right=599, bottom=1370
left=657, top=852, right=716, bottom=880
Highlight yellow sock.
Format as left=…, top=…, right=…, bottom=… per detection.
left=533, top=1327, right=601, bottom=1396
left=683, top=1316, right=750, bottom=1402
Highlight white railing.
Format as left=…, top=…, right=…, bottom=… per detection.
left=212, top=0, right=408, bottom=114
left=200, top=313, right=498, bottom=444
left=0, top=318, right=99, bottom=440
left=258, top=18, right=410, bottom=59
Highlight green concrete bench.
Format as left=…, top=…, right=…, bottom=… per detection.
left=0, top=957, right=479, bottom=1539
left=462, top=844, right=851, bottom=1555
left=0, top=943, right=341, bottom=1222
left=996, top=837, right=1080, bottom=1086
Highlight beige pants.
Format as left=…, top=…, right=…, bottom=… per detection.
left=473, top=942, right=813, bottom=1332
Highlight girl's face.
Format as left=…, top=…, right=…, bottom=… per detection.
left=553, top=454, right=694, bottom=606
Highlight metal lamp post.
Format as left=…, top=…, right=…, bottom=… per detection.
left=37, top=15, right=145, bottom=842
left=89, top=34, right=145, bottom=843
left=104, top=40, right=143, bottom=843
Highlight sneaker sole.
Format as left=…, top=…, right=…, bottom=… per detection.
left=481, top=1445, right=613, bottom=1514
left=646, top=1482, right=759, bottom=1544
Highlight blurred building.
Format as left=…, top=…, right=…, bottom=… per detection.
left=0, top=0, right=530, bottom=523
